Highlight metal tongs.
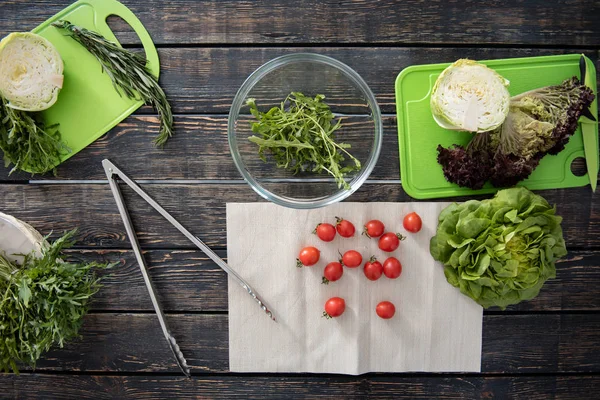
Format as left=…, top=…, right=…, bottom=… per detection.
left=103, top=159, right=276, bottom=378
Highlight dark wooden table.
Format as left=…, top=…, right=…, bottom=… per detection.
left=1, top=1, right=600, bottom=398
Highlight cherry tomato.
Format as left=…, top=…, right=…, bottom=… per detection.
left=363, top=256, right=383, bottom=281
left=378, top=232, right=405, bottom=252
left=363, top=219, right=385, bottom=238
left=383, top=257, right=402, bottom=279
left=403, top=212, right=423, bottom=233
left=314, top=223, right=336, bottom=242
left=341, top=250, right=362, bottom=268
left=376, top=301, right=396, bottom=319
left=322, top=262, right=343, bottom=284
left=336, top=217, right=355, bottom=238
left=296, top=246, right=320, bottom=267
left=323, top=297, right=346, bottom=318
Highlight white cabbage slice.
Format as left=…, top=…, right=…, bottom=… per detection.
left=430, top=59, right=510, bottom=133
left=0, top=32, right=64, bottom=112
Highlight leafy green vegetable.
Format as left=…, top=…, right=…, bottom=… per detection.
left=52, top=20, right=173, bottom=147
left=247, top=92, right=361, bottom=189
left=0, top=96, right=69, bottom=174
left=0, top=230, right=114, bottom=373
left=430, top=187, right=567, bottom=309
left=437, top=77, right=595, bottom=189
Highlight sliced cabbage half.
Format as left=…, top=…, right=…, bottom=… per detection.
left=430, top=59, right=510, bottom=133
left=0, top=32, right=64, bottom=111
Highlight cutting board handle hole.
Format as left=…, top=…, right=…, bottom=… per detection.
left=105, top=15, right=145, bottom=61
left=570, top=157, right=587, bottom=177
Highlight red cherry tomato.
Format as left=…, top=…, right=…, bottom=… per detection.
left=363, top=257, right=383, bottom=281
left=376, top=301, right=396, bottom=319
left=314, top=223, right=336, bottom=242
left=336, top=217, right=355, bottom=238
left=322, top=262, right=343, bottom=284
left=297, top=246, right=320, bottom=267
left=378, top=232, right=404, bottom=252
left=363, top=219, right=385, bottom=238
left=341, top=250, right=363, bottom=268
left=403, top=212, right=422, bottom=233
left=324, top=297, right=346, bottom=318
left=383, top=257, right=402, bottom=279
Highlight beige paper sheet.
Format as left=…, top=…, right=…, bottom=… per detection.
left=226, top=202, right=483, bottom=374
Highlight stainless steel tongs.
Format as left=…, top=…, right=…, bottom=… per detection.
left=103, top=159, right=276, bottom=378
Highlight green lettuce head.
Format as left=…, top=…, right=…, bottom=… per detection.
left=430, top=187, right=567, bottom=309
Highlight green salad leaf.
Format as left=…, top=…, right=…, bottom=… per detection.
left=430, top=187, right=567, bottom=309
left=0, top=230, right=114, bottom=373
left=247, top=92, right=361, bottom=189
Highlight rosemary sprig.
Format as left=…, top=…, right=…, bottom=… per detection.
left=52, top=20, right=173, bottom=146
left=0, top=96, right=68, bottom=175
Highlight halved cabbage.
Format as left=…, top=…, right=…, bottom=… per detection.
left=0, top=32, right=64, bottom=111
left=430, top=59, right=510, bottom=133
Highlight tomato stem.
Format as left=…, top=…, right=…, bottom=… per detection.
left=322, top=311, right=332, bottom=319
left=362, top=226, right=372, bottom=238
left=312, top=223, right=320, bottom=234
left=321, top=276, right=330, bottom=285
left=296, top=259, right=304, bottom=268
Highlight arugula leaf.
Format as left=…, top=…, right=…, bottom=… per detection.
left=247, top=92, right=361, bottom=189
left=0, top=230, right=115, bottom=373
left=0, top=96, right=69, bottom=175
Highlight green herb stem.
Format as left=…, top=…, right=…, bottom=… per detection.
left=247, top=92, right=361, bottom=189
left=0, top=230, right=114, bottom=373
left=52, top=20, right=173, bottom=146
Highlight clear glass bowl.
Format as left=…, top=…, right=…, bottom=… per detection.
left=228, top=53, right=382, bottom=209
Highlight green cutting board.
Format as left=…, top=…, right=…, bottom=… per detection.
left=395, top=54, right=598, bottom=199
left=28, top=0, right=159, bottom=172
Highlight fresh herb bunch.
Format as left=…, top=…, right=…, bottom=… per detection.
left=0, top=230, right=114, bottom=373
left=52, top=20, right=173, bottom=146
left=0, top=96, right=68, bottom=175
left=247, top=92, right=361, bottom=189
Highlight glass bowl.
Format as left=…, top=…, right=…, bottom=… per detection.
left=228, top=53, right=382, bottom=209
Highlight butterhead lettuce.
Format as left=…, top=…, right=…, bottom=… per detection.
left=430, top=187, right=567, bottom=309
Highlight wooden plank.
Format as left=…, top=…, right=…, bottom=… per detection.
left=6, top=47, right=596, bottom=117
left=1, top=0, right=599, bottom=46
left=0, top=183, right=597, bottom=249
left=1, top=374, right=599, bottom=399
left=79, top=249, right=600, bottom=312
left=0, top=115, right=399, bottom=181
left=12, top=313, right=600, bottom=373
left=0, top=112, right=589, bottom=182
left=0, top=45, right=594, bottom=122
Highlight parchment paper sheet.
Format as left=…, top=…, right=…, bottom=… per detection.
left=226, top=202, right=483, bottom=374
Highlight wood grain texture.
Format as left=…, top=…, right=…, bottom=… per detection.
left=9, top=313, right=600, bottom=373
left=73, top=249, right=600, bottom=312
left=0, top=183, right=597, bottom=249
left=1, top=374, right=599, bottom=399
left=0, top=115, right=397, bottom=181
left=0, top=112, right=590, bottom=182
left=1, top=0, right=599, bottom=46
left=0, top=47, right=592, bottom=118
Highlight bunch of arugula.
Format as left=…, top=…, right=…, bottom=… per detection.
left=0, top=230, right=114, bottom=373
left=247, top=92, right=361, bottom=189
left=0, top=96, right=68, bottom=175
